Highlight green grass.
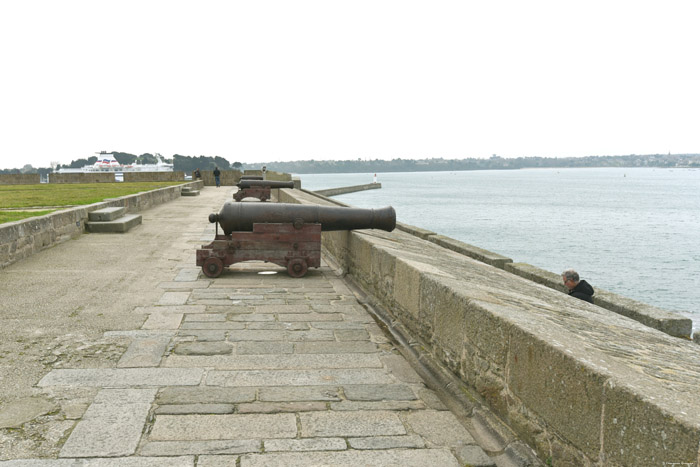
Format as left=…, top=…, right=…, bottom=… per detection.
left=0, top=210, right=57, bottom=223
left=0, top=182, right=184, bottom=209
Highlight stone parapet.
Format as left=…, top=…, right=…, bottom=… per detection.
left=123, top=172, right=185, bottom=182
left=0, top=173, right=40, bottom=185
left=505, top=262, right=693, bottom=338
left=0, top=181, right=202, bottom=269
left=279, top=187, right=700, bottom=466
left=315, top=183, right=381, bottom=197
left=395, top=222, right=436, bottom=240
left=49, top=173, right=117, bottom=183
left=429, top=235, right=513, bottom=269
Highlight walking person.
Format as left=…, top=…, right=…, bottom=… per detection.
left=561, top=269, right=594, bottom=303
left=213, top=167, right=221, bottom=188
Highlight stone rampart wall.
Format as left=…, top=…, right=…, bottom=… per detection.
left=279, top=187, right=700, bottom=466
left=122, top=172, right=185, bottom=182
left=315, top=183, right=381, bottom=197
left=0, top=181, right=203, bottom=269
left=49, top=173, right=116, bottom=184
left=0, top=174, right=40, bottom=185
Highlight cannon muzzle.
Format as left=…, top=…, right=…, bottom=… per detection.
left=237, top=180, right=295, bottom=189
left=210, top=202, right=396, bottom=235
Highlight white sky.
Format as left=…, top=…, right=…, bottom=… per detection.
left=1, top=0, right=699, bottom=170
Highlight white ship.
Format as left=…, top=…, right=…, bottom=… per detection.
left=57, top=152, right=174, bottom=173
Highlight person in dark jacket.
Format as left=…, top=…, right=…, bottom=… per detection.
left=213, top=167, right=221, bottom=187
left=562, top=269, right=594, bottom=303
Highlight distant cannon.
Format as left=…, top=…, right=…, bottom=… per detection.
left=233, top=180, right=296, bottom=202
left=197, top=202, right=396, bottom=278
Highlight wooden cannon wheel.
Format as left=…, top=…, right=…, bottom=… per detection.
left=287, top=258, right=308, bottom=278
left=202, top=257, right=224, bottom=278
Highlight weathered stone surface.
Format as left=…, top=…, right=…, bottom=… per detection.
left=0, top=397, right=58, bottom=429
left=236, top=341, right=294, bottom=354
left=155, top=404, right=235, bottom=415
left=133, top=305, right=206, bottom=314
left=38, top=368, right=203, bottom=387
left=348, top=434, right=425, bottom=450
left=237, top=402, right=326, bottom=413
left=174, top=268, right=202, bottom=282
left=157, top=387, right=256, bottom=404
left=239, top=448, right=460, bottom=466
left=342, top=384, right=417, bottom=401
left=0, top=458, right=194, bottom=466
left=294, top=341, right=378, bottom=354
left=117, top=338, right=169, bottom=367
left=197, top=456, right=238, bottom=467
left=330, top=401, right=425, bottom=411
left=276, top=313, right=343, bottom=322
left=158, top=292, right=191, bottom=305
left=184, top=313, right=226, bottom=322
left=258, top=386, right=341, bottom=402
left=166, top=354, right=381, bottom=370
left=176, top=330, right=226, bottom=341
left=60, top=389, right=156, bottom=457
left=206, top=369, right=393, bottom=387
left=254, top=305, right=310, bottom=314
left=454, top=444, right=496, bottom=467
left=172, top=342, right=232, bottom=355
left=140, top=439, right=259, bottom=456
left=380, top=354, right=423, bottom=383
left=264, top=438, right=346, bottom=452
left=179, top=321, right=245, bottom=330
left=141, top=313, right=184, bottom=330
left=403, top=410, right=476, bottom=447
left=300, top=411, right=406, bottom=437
left=246, top=322, right=309, bottom=330
left=150, top=414, right=297, bottom=440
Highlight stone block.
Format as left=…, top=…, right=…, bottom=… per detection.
left=140, top=440, right=259, bottom=456
left=38, top=368, right=203, bottom=387
left=239, top=449, right=460, bottom=467
left=206, top=368, right=393, bottom=387
left=342, top=384, right=417, bottom=401
left=157, top=387, right=256, bottom=405
left=60, top=389, right=156, bottom=457
left=394, top=257, right=421, bottom=318
left=117, top=338, right=169, bottom=367
left=258, top=386, right=341, bottom=402
left=348, top=434, right=425, bottom=450
left=88, top=207, right=125, bottom=222
left=142, top=312, right=184, bottom=330
left=429, top=235, right=512, bottom=269
left=173, top=342, right=232, bottom=355
left=237, top=402, right=326, bottom=413
left=150, top=413, right=297, bottom=440
left=86, top=214, right=142, bottom=233
left=165, top=353, right=381, bottom=370
left=294, top=341, right=378, bottom=354
left=155, top=404, right=235, bottom=415
left=300, top=410, right=406, bottom=437
left=403, top=410, right=476, bottom=447
left=264, top=438, right=346, bottom=452
left=236, top=341, right=294, bottom=354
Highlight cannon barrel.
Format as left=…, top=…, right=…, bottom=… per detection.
left=240, top=175, right=263, bottom=180
left=237, top=180, right=295, bottom=189
left=209, top=202, right=396, bottom=235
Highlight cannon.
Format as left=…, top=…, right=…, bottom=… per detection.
left=196, top=202, right=396, bottom=278
left=233, top=180, right=296, bottom=202
left=240, top=175, right=263, bottom=180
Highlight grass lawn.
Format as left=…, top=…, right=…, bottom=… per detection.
left=0, top=182, right=186, bottom=224
left=0, top=182, right=185, bottom=209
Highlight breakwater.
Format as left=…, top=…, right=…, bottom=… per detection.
left=314, top=182, right=381, bottom=197
left=280, top=186, right=700, bottom=466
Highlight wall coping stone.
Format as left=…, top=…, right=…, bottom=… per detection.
left=505, top=262, right=692, bottom=339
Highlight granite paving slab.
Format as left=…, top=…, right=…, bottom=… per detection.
left=149, top=413, right=298, bottom=440
left=206, top=368, right=394, bottom=386
left=239, top=448, right=460, bottom=466
left=38, top=368, right=203, bottom=387
left=164, top=353, right=382, bottom=370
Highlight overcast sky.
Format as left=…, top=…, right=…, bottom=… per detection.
left=1, top=0, right=698, bottom=170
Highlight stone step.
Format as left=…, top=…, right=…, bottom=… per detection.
left=181, top=190, right=200, bottom=196
left=86, top=214, right=142, bottom=233
left=88, top=207, right=126, bottom=222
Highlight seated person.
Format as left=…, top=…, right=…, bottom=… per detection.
left=561, top=269, right=594, bottom=303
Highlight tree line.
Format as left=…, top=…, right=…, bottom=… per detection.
left=3, top=152, right=699, bottom=175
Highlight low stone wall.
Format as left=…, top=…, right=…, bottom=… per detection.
left=122, top=172, right=185, bottom=182
left=200, top=170, right=242, bottom=186
left=315, top=183, right=381, bottom=197
left=0, top=174, right=40, bottom=185
left=49, top=173, right=116, bottom=184
left=0, top=181, right=202, bottom=269
left=279, top=187, right=700, bottom=466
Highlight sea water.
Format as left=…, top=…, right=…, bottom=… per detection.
left=295, top=168, right=700, bottom=329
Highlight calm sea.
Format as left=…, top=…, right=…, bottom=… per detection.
left=296, top=168, right=700, bottom=330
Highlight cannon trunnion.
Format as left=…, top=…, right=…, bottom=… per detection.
left=197, top=202, right=395, bottom=278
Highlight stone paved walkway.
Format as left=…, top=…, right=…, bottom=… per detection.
left=0, top=186, right=501, bottom=466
